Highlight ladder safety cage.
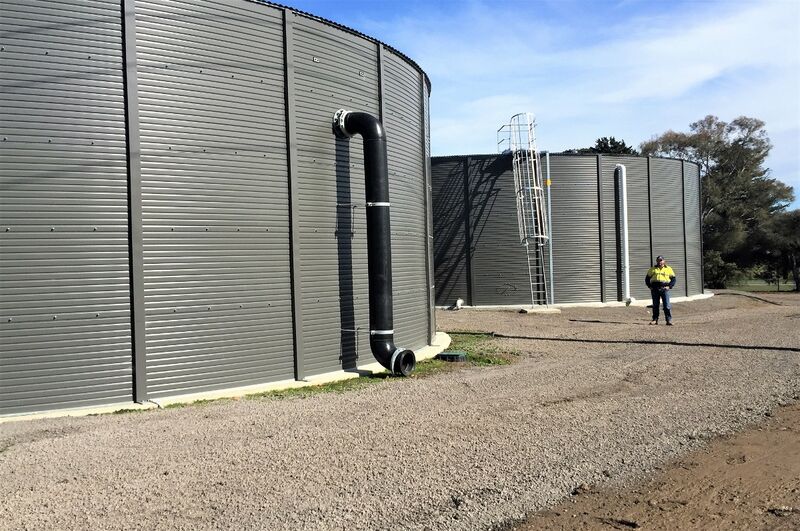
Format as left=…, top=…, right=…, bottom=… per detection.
left=497, top=113, right=550, bottom=306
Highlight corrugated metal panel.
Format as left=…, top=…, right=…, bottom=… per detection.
left=383, top=50, right=428, bottom=350
left=431, top=159, right=469, bottom=306
left=292, top=14, right=379, bottom=375
left=650, top=158, right=686, bottom=296
left=599, top=156, right=620, bottom=301
left=422, top=75, right=435, bottom=338
left=135, top=0, right=294, bottom=397
left=548, top=155, right=602, bottom=304
left=469, top=155, right=531, bottom=305
left=603, top=156, right=651, bottom=301
left=684, top=162, right=702, bottom=295
left=0, top=0, right=133, bottom=414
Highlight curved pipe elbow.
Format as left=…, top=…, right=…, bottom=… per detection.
left=370, top=337, right=416, bottom=376
left=333, top=109, right=385, bottom=141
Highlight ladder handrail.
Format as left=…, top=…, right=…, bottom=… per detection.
left=499, top=113, right=550, bottom=306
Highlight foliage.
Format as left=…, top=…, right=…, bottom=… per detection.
left=448, top=332, right=518, bottom=365
left=565, top=136, right=638, bottom=155
left=773, top=210, right=800, bottom=291
left=641, top=115, right=795, bottom=288
left=753, top=263, right=779, bottom=286
left=728, top=277, right=791, bottom=292
left=703, top=250, right=745, bottom=289
left=748, top=210, right=800, bottom=290
left=248, top=376, right=385, bottom=400
left=592, top=136, right=639, bottom=155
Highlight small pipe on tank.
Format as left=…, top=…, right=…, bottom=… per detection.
left=616, top=163, right=633, bottom=306
left=546, top=151, right=554, bottom=305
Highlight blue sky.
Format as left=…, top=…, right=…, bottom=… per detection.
left=288, top=0, right=800, bottom=208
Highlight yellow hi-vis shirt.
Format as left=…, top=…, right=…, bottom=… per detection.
left=646, top=265, right=675, bottom=284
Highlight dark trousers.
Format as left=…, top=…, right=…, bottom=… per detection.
left=651, top=288, right=672, bottom=322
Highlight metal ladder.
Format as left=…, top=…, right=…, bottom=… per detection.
left=498, top=113, right=549, bottom=306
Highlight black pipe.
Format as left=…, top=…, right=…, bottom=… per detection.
left=332, top=109, right=416, bottom=376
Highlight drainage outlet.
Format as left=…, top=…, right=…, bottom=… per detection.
left=436, top=351, right=467, bottom=362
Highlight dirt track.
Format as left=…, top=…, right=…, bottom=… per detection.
left=1, top=291, right=798, bottom=530
left=519, top=402, right=800, bottom=530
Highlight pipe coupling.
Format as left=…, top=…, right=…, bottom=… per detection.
left=332, top=109, right=352, bottom=138
left=390, top=348, right=416, bottom=376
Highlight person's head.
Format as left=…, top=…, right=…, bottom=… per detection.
left=656, top=255, right=665, bottom=266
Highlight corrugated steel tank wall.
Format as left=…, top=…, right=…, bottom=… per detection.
left=422, top=76, right=436, bottom=340
left=383, top=51, right=431, bottom=352
left=600, top=155, right=652, bottom=302
left=135, top=1, right=296, bottom=397
left=683, top=162, right=703, bottom=295
left=468, top=156, right=530, bottom=304
left=431, top=153, right=702, bottom=306
left=0, top=0, right=134, bottom=413
left=549, top=155, right=602, bottom=304
left=650, top=158, right=687, bottom=297
left=0, top=0, right=433, bottom=415
left=292, top=14, right=378, bottom=376
left=431, top=158, right=469, bottom=305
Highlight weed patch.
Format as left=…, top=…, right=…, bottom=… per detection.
left=249, top=374, right=386, bottom=400
left=111, top=407, right=149, bottom=415
left=411, top=358, right=451, bottom=377
left=164, top=398, right=225, bottom=409
left=448, top=332, right=519, bottom=366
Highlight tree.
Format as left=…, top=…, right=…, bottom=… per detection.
left=774, top=210, right=800, bottom=291
left=641, top=115, right=795, bottom=288
left=565, top=136, right=638, bottom=155
left=591, top=136, right=638, bottom=155
left=751, top=210, right=800, bottom=291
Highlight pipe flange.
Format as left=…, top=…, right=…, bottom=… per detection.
left=332, top=109, right=352, bottom=138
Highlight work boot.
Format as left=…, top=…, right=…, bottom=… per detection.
left=666, top=321, right=674, bottom=326
left=649, top=320, right=658, bottom=325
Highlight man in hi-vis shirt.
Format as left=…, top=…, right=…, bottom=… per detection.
left=645, top=255, right=676, bottom=326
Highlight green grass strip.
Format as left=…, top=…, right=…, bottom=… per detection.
left=109, top=332, right=517, bottom=413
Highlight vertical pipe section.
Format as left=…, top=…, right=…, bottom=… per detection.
left=545, top=152, right=554, bottom=305
left=616, top=164, right=632, bottom=305
left=332, top=110, right=416, bottom=376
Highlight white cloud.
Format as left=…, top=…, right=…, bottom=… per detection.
left=355, top=0, right=800, bottom=203
left=574, top=2, right=800, bottom=105
left=399, top=2, right=800, bottom=203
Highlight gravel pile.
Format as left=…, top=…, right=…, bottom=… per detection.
left=1, top=291, right=798, bottom=530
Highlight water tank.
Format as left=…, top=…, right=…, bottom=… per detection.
left=0, top=0, right=434, bottom=415
left=432, top=153, right=702, bottom=306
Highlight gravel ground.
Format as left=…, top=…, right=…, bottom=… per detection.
left=1, top=291, right=799, bottom=530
